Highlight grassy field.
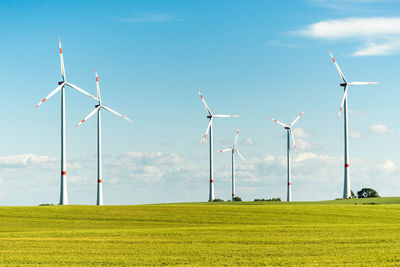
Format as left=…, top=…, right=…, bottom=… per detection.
left=1, top=198, right=400, bottom=266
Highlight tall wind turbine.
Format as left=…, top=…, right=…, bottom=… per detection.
left=76, top=69, right=132, bottom=205
left=271, top=111, right=304, bottom=202
left=217, top=127, right=248, bottom=201
left=34, top=39, right=98, bottom=205
left=328, top=50, right=378, bottom=199
left=197, top=89, right=239, bottom=201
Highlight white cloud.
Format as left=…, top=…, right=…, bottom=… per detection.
left=349, top=130, right=362, bottom=139
left=368, top=124, right=394, bottom=134
left=349, top=110, right=367, bottom=116
left=292, top=128, right=310, bottom=138
left=110, top=152, right=189, bottom=183
left=296, top=140, right=312, bottom=150
left=298, top=17, right=400, bottom=56
left=0, top=154, right=57, bottom=170
left=381, top=159, right=396, bottom=174
left=243, top=137, right=254, bottom=146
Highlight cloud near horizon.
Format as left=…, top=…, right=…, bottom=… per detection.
left=298, top=17, right=400, bottom=56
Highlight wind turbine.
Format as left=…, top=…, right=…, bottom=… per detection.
left=217, top=127, right=248, bottom=201
left=271, top=111, right=304, bottom=202
left=328, top=50, right=378, bottom=199
left=34, top=39, right=98, bottom=205
left=76, top=69, right=132, bottom=205
left=197, top=89, right=239, bottom=201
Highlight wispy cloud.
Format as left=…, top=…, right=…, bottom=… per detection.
left=308, top=0, right=393, bottom=10
left=292, top=128, right=310, bottom=138
left=368, top=124, right=394, bottom=134
left=298, top=17, right=400, bottom=56
left=350, top=130, right=363, bottom=139
left=266, top=40, right=296, bottom=48
left=120, top=14, right=182, bottom=23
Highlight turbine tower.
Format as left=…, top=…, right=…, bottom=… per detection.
left=76, top=69, right=132, bottom=205
left=217, top=127, right=248, bottom=201
left=34, top=39, right=98, bottom=205
left=328, top=50, right=378, bottom=199
left=197, top=89, right=239, bottom=201
left=271, top=111, right=304, bottom=202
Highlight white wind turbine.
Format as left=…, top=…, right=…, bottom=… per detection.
left=197, top=89, right=239, bottom=201
left=271, top=111, right=305, bottom=202
left=217, top=127, right=248, bottom=201
left=76, top=69, right=132, bottom=205
left=328, top=50, right=378, bottom=199
left=34, top=39, right=98, bottom=205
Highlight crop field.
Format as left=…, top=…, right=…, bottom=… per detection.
left=1, top=198, right=400, bottom=266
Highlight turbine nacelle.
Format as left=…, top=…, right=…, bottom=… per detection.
left=329, top=50, right=378, bottom=120
left=197, top=88, right=239, bottom=144
left=75, top=70, right=132, bottom=127
left=271, top=111, right=305, bottom=154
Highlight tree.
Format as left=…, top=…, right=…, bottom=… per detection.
left=351, top=190, right=356, bottom=198
left=233, top=196, right=242, bottom=202
left=357, top=188, right=380, bottom=198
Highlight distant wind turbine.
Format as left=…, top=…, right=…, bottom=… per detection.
left=76, top=69, right=132, bottom=205
left=271, top=111, right=305, bottom=202
left=328, top=50, right=378, bottom=199
left=34, top=39, right=98, bottom=205
left=217, top=127, right=248, bottom=201
left=197, top=89, right=239, bottom=201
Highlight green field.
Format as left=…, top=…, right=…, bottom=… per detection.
left=1, top=198, right=400, bottom=266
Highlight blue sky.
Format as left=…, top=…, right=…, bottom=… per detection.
left=1, top=0, right=400, bottom=205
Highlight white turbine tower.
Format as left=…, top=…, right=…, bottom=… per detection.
left=328, top=50, right=378, bottom=199
left=34, top=39, right=98, bottom=205
left=76, top=69, right=132, bottom=205
left=217, top=127, right=248, bottom=201
left=197, top=89, right=239, bottom=201
left=271, top=111, right=305, bottom=202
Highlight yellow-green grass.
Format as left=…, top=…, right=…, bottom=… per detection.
left=1, top=198, right=400, bottom=266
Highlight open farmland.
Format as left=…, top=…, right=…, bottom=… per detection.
left=1, top=198, right=400, bottom=266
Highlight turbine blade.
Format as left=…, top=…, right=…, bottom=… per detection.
left=338, top=85, right=348, bottom=120
left=217, top=148, right=232, bottom=153
left=235, top=149, right=249, bottom=165
left=197, top=88, right=212, bottom=115
left=95, top=69, right=101, bottom=102
left=75, top=107, right=100, bottom=127
left=102, top=105, right=132, bottom=122
left=328, top=50, right=347, bottom=83
left=290, top=130, right=298, bottom=154
left=349, top=82, right=379, bottom=86
left=59, top=38, right=66, bottom=81
left=213, top=115, right=240, bottom=118
left=290, top=111, right=305, bottom=127
left=34, top=82, right=65, bottom=108
left=234, top=127, right=240, bottom=146
left=271, top=118, right=289, bottom=128
left=66, top=82, right=98, bottom=101
left=202, top=119, right=213, bottom=144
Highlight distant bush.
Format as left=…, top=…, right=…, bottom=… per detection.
left=210, top=198, right=224, bottom=202
left=39, top=204, right=54, bottom=206
left=351, top=190, right=356, bottom=198
left=254, top=198, right=281, bottom=202
left=233, top=196, right=242, bottom=202
left=357, top=188, right=380, bottom=198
